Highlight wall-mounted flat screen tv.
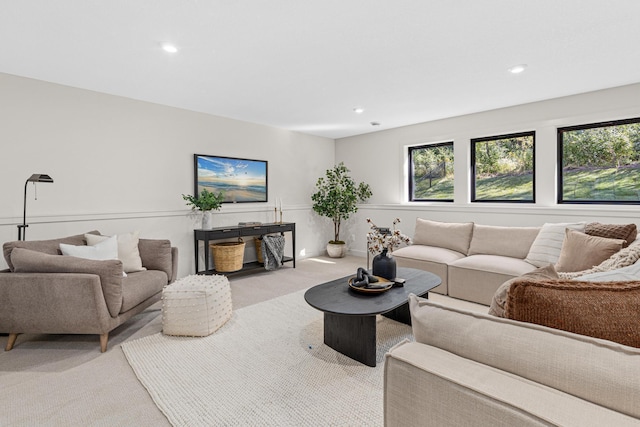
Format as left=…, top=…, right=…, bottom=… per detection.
left=194, top=154, right=268, bottom=203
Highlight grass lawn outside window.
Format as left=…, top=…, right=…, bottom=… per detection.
left=471, top=131, right=535, bottom=203
left=558, top=117, right=640, bottom=204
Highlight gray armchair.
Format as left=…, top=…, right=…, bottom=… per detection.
left=0, top=232, right=178, bottom=352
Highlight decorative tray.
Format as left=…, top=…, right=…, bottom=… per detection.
left=348, top=276, right=393, bottom=294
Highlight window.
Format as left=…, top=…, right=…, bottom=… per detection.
left=558, top=117, right=640, bottom=204
left=408, top=142, right=454, bottom=201
left=471, top=131, right=535, bottom=202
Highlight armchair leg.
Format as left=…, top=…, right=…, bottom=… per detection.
left=5, top=333, right=19, bottom=351
left=100, top=333, right=109, bottom=353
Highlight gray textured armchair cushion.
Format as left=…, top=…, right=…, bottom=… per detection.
left=10, top=248, right=124, bottom=317
left=3, top=230, right=100, bottom=271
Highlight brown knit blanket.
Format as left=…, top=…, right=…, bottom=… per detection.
left=505, top=278, right=640, bottom=348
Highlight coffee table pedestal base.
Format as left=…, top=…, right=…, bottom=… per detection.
left=324, top=313, right=376, bottom=367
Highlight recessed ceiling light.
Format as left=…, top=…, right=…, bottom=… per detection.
left=161, top=43, right=178, bottom=53
left=508, top=64, right=527, bottom=74
left=353, top=107, right=364, bottom=114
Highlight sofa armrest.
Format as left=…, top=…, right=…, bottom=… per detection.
left=0, top=273, right=113, bottom=334
left=138, top=239, right=173, bottom=282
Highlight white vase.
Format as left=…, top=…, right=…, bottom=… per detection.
left=326, top=242, right=347, bottom=258
left=202, top=211, right=213, bottom=230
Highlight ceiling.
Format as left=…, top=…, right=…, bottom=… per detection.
left=2, top=1, right=640, bottom=139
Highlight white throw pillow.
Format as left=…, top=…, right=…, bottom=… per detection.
left=85, top=231, right=146, bottom=273
left=60, top=235, right=118, bottom=261
left=524, top=222, right=586, bottom=267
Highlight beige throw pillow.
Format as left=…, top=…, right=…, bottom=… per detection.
left=554, top=229, right=624, bottom=273
left=488, top=264, right=559, bottom=318
left=524, top=222, right=585, bottom=267
left=412, top=218, right=474, bottom=255
left=85, top=232, right=146, bottom=273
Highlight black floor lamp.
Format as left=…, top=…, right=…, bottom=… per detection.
left=18, top=174, right=54, bottom=241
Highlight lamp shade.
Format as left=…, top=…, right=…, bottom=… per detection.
left=27, top=174, right=54, bottom=183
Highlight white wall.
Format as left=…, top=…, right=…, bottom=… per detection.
left=4, top=74, right=640, bottom=269
left=0, top=73, right=336, bottom=276
left=336, top=83, right=640, bottom=257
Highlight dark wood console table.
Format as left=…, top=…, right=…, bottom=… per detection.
left=194, top=222, right=295, bottom=276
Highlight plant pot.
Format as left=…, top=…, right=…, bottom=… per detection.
left=372, top=248, right=396, bottom=280
left=202, top=211, right=213, bottom=230
left=326, top=242, right=347, bottom=258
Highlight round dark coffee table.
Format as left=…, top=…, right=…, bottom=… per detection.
left=304, top=267, right=441, bottom=367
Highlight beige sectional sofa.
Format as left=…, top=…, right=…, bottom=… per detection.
left=384, top=295, right=640, bottom=427
left=0, top=231, right=178, bottom=352
left=393, top=219, right=540, bottom=305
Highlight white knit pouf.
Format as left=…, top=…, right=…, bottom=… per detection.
left=162, top=274, right=233, bottom=337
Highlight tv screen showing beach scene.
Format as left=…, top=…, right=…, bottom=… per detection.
left=194, top=154, right=268, bottom=203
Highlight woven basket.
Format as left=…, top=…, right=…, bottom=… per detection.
left=210, top=238, right=245, bottom=272
left=254, top=237, right=264, bottom=264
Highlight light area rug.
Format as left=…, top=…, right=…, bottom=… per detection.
left=122, top=288, right=412, bottom=426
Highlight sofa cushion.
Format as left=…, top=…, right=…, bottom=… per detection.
left=585, top=222, right=637, bottom=247
left=467, top=224, right=540, bottom=258
left=505, top=278, right=640, bottom=348
left=392, top=244, right=467, bottom=264
left=554, top=229, right=624, bottom=273
left=448, top=255, right=539, bottom=305
left=524, top=222, right=585, bottom=267
left=412, top=218, right=473, bottom=255
left=10, top=247, right=123, bottom=317
left=488, top=264, right=558, bottom=317
left=85, top=232, right=146, bottom=273
left=120, top=270, right=167, bottom=312
left=2, top=231, right=101, bottom=272
left=449, top=254, right=537, bottom=277
left=409, top=294, right=640, bottom=419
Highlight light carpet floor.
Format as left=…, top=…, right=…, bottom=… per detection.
left=0, top=255, right=486, bottom=426
left=123, top=289, right=413, bottom=426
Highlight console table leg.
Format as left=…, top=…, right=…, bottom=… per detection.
left=323, top=313, right=377, bottom=367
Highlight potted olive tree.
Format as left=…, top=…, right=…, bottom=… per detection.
left=311, top=162, right=372, bottom=258
left=182, top=188, right=225, bottom=229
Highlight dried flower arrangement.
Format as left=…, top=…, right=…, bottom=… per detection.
left=366, top=218, right=412, bottom=255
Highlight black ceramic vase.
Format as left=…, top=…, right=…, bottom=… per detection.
left=372, top=248, right=397, bottom=280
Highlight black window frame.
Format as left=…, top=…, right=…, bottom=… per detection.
left=557, top=117, right=640, bottom=205
left=471, top=131, right=536, bottom=203
left=408, top=141, right=454, bottom=202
